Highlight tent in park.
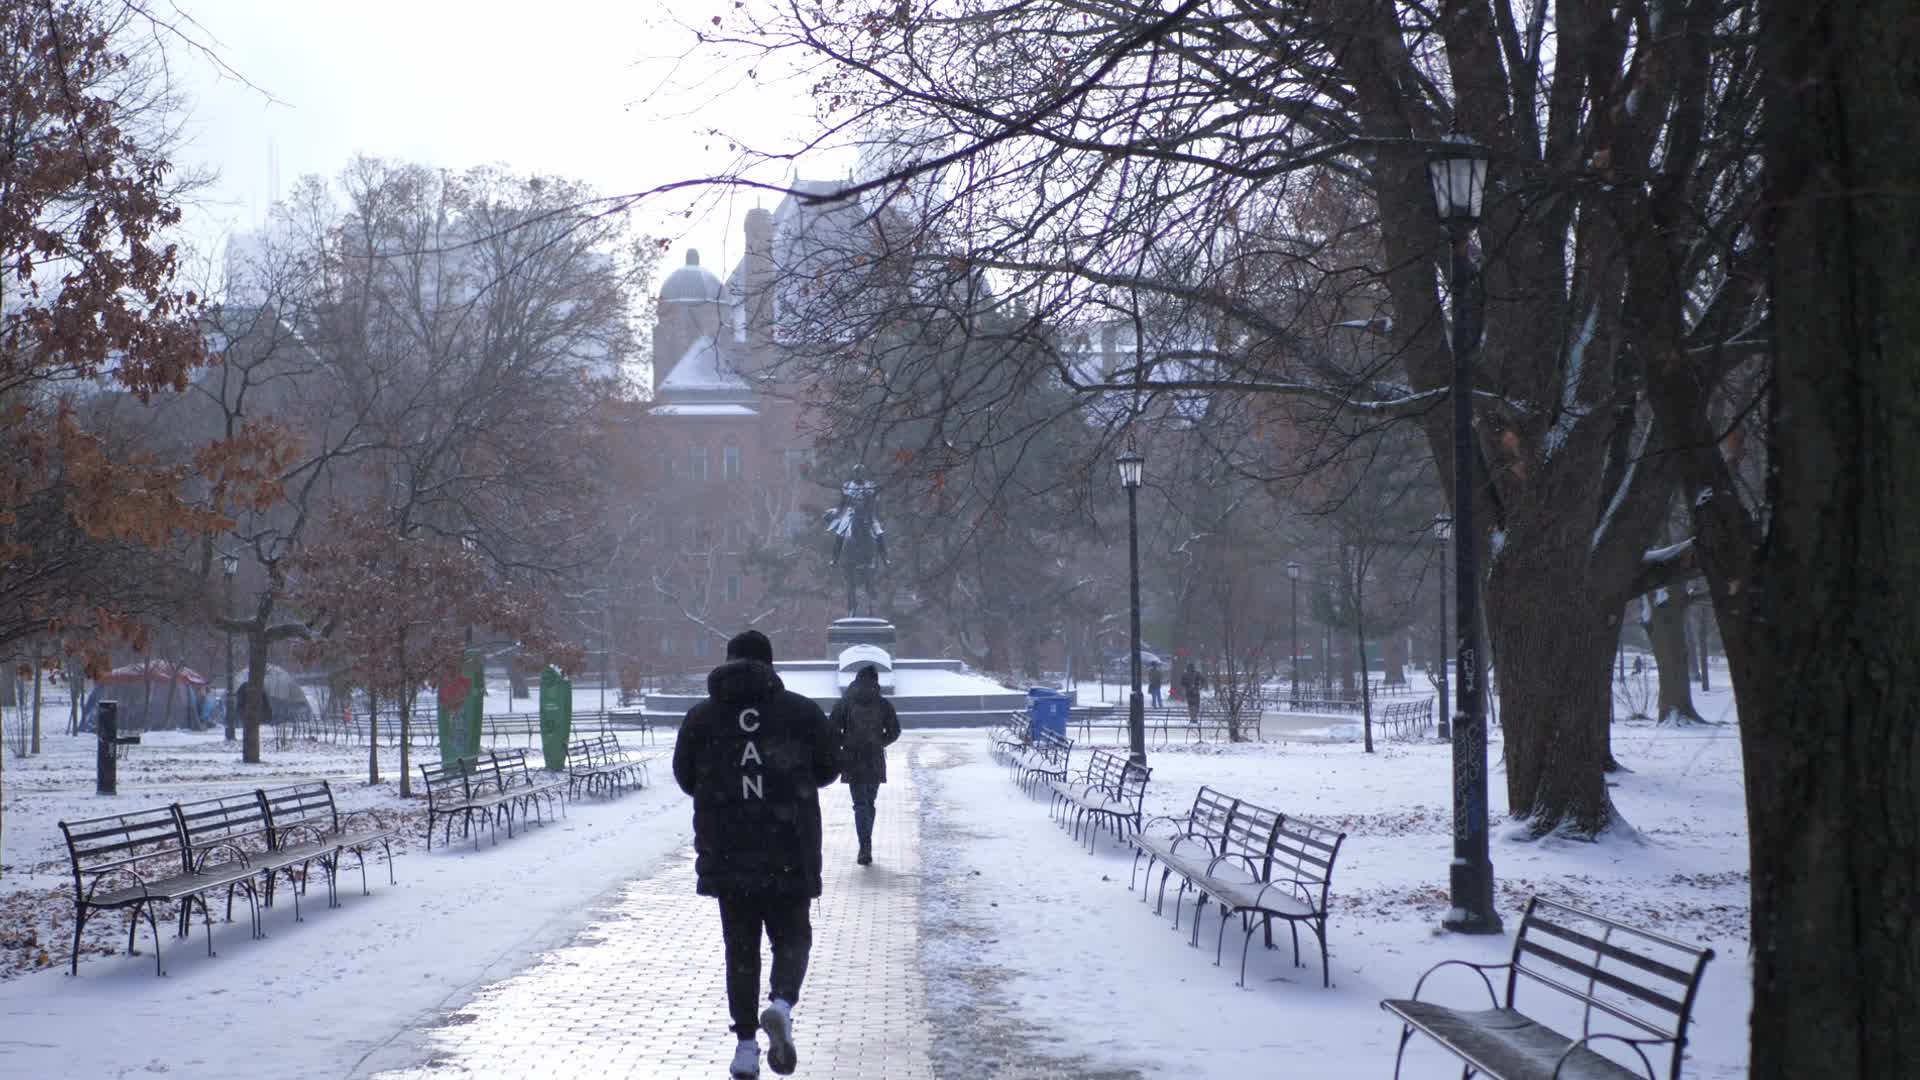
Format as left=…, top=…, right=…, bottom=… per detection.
left=207, top=663, right=318, bottom=731
left=80, top=661, right=210, bottom=731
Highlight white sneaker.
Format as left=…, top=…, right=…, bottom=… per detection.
left=729, top=1038, right=760, bottom=1078
left=760, top=998, right=797, bottom=1076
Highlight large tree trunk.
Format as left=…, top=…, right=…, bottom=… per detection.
left=366, top=690, right=380, bottom=786
left=1382, top=632, right=1408, bottom=686
left=1700, top=3, right=1918, bottom=1073
left=398, top=694, right=414, bottom=799
left=242, top=633, right=269, bottom=763
left=1642, top=2, right=1920, bottom=1072
left=30, top=655, right=42, bottom=755
left=1641, top=590, right=1704, bottom=725
left=1488, top=561, right=1617, bottom=838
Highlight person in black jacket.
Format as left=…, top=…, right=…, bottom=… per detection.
left=827, top=665, right=901, bottom=866
left=673, top=629, right=838, bottom=1079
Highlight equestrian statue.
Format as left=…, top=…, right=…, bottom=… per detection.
left=827, top=464, right=890, bottom=617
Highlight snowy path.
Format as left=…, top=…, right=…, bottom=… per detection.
left=360, top=746, right=936, bottom=1079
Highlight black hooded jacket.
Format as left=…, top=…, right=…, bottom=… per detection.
left=672, top=659, right=839, bottom=897
left=827, top=676, right=901, bottom=785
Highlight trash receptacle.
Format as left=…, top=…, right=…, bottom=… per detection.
left=1027, top=687, right=1070, bottom=742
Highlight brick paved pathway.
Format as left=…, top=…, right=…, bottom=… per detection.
left=370, top=744, right=933, bottom=1080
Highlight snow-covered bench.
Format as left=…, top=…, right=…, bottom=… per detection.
left=1381, top=896, right=1715, bottom=1080
left=1377, top=698, right=1435, bottom=741
left=259, top=780, right=399, bottom=904
left=1130, top=784, right=1347, bottom=987
left=567, top=733, right=647, bottom=798
left=420, top=749, right=566, bottom=850
left=58, top=805, right=261, bottom=976
left=1046, top=747, right=1151, bottom=852
left=1012, top=728, right=1073, bottom=796
left=988, top=711, right=1028, bottom=765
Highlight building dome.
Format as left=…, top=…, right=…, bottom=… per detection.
left=659, top=249, right=725, bottom=303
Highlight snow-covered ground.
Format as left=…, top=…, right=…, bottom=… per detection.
left=917, top=684, right=1749, bottom=1078
left=0, top=680, right=1749, bottom=1078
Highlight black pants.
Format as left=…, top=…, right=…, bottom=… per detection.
left=717, top=894, right=813, bottom=1038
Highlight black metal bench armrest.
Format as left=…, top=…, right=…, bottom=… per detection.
left=1552, top=1032, right=1666, bottom=1080
left=1203, top=850, right=1262, bottom=877
left=82, top=866, right=155, bottom=902
left=190, top=841, right=254, bottom=873
left=1249, top=876, right=1320, bottom=912
left=1138, top=813, right=1201, bottom=835
left=273, top=822, right=331, bottom=848
left=1408, top=958, right=1508, bottom=1008
left=339, top=808, right=396, bottom=835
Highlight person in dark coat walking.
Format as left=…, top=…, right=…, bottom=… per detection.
left=827, top=665, right=901, bottom=865
left=1147, top=661, right=1163, bottom=709
left=673, top=629, right=839, bottom=1079
left=1180, top=661, right=1203, bottom=723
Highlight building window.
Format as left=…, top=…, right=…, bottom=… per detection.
left=694, top=636, right=712, bottom=659
left=784, top=509, right=810, bottom=538
left=722, top=444, right=742, bottom=481
left=784, top=448, right=814, bottom=480
left=725, top=575, right=742, bottom=603
left=689, top=446, right=709, bottom=482
left=663, top=453, right=678, bottom=483
left=660, top=636, right=675, bottom=658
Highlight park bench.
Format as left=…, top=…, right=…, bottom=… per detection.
left=1130, top=784, right=1240, bottom=911
left=421, top=756, right=519, bottom=850
left=1012, top=728, right=1074, bottom=796
left=1047, top=747, right=1151, bottom=852
left=988, top=711, right=1028, bottom=765
left=1131, top=785, right=1347, bottom=987
left=58, top=805, right=260, bottom=976
left=174, top=792, right=330, bottom=925
left=606, top=709, right=656, bottom=746
left=1377, top=698, right=1435, bottom=741
left=1382, top=895, right=1716, bottom=1080
left=259, top=781, right=399, bottom=903
left=566, top=732, right=647, bottom=798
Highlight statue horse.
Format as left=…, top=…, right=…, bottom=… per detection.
left=830, top=498, right=886, bottom=617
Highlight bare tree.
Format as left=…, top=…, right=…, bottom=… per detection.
left=696, top=0, right=1762, bottom=839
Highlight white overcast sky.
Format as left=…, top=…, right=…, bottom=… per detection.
left=170, top=0, right=842, bottom=285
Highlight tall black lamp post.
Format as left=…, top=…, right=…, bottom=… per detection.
left=1431, top=515, right=1452, bottom=741
left=1431, top=131, right=1502, bottom=934
left=222, top=553, right=239, bottom=742
left=1285, top=561, right=1302, bottom=706
left=1117, top=447, right=1147, bottom=764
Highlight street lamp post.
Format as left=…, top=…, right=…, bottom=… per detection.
left=1285, top=561, right=1302, bottom=707
left=222, top=554, right=239, bottom=742
left=1116, top=447, right=1147, bottom=764
left=1431, top=515, right=1452, bottom=741
left=1430, top=131, right=1502, bottom=935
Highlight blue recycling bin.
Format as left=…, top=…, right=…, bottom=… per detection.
left=1027, top=687, right=1070, bottom=742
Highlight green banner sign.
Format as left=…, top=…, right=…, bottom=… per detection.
left=539, top=667, right=572, bottom=770
left=437, top=650, right=486, bottom=766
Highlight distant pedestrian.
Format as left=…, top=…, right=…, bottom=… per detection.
left=1147, top=661, right=1162, bottom=708
left=1181, top=662, right=1203, bottom=724
left=828, top=664, right=901, bottom=866
left=673, top=629, right=840, bottom=1079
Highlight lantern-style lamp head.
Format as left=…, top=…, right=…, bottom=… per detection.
left=1428, top=132, right=1490, bottom=224
left=1432, top=514, right=1453, bottom=544
left=1285, top=560, right=1302, bottom=581
left=221, top=554, right=239, bottom=577
left=1116, top=448, right=1144, bottom=490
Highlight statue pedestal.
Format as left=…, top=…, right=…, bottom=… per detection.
left=829, top=618, right=896, bottom=692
